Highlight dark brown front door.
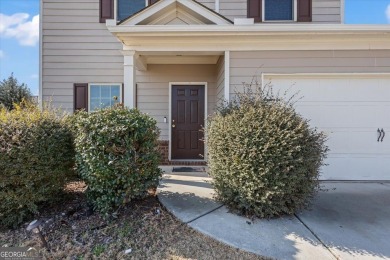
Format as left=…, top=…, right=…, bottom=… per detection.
left=171, top=85, right=205, bottom=160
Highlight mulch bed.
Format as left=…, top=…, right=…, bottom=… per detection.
left=0, top=181, right=267, bottom=260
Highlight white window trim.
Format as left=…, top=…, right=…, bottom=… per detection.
left=262, top=0, right=297, bottom=22
left=168, top=82, right=208, bottom=162
left=88, top=83, right=122, bottom=112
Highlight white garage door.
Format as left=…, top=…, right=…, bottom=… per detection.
left=264, top=74, right=390, bottom=180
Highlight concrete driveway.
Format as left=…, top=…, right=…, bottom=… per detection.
left=158, top=167, right=390, bottom=260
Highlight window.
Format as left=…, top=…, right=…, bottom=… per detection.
left=117, top=0, right=146, bottom=21
left=264, top=0, right=294, bottom=21
left=89, top=84, right=122, bottom=111
left=247, top=0, right=311, bottom=22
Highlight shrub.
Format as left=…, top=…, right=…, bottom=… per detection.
left=0, top=102, right=75, bottom=228
left=206, top=85, right=328, bottom=218
left=0, top=73, right=32, bottom=110
left=73, top=106, right=162, bottom=217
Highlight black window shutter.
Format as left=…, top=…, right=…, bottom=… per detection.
left=297, top=0, right=312, bottom=22
left=248, top=0, right=262, bottom=23
left=100, top=0, right=114, bottom=23
left=74, top=83, right=88, bottom=112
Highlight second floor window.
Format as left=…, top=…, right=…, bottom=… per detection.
left=265, top=0, right=293, bottom=21
left=117, top=0, right=146, bottom=21
left=248, top=0, right=311, bottom=23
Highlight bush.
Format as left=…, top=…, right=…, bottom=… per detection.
left=206, top=85, right=328, bottom=218
left=73, top=106, right=162, bottom=217
left=0, top=73, right=32, bottom=110
left=0, top=102, right=75, bottom=228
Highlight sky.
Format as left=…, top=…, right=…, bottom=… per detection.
left=0, top=0, right=390, bottom=96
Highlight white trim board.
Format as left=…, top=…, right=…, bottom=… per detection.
left=110, top=25, right=390, bottom=52
left=224, top=51, right=230, bottom=101
left=109, top=24, right=390, bottom=33
left=262, top=73, right=390, bottom=79
left=261, top=72, right=390, bottom=88
left=168, top=82, right=208, bottom=161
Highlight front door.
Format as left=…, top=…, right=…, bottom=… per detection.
left=171, top=85, right=205, bottom=160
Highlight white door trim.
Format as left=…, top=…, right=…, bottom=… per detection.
left=168, top=82, right=208, bottom=161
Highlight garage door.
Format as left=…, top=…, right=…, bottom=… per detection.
left=263, top=74, right=390, bottom=180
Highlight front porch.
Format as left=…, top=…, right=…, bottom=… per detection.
left=122, top=52, right=229, bottom=165
left=104, top=0, right=235, bottom=164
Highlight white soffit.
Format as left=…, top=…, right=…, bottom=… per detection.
left=119, top=0, right=232, bottom=26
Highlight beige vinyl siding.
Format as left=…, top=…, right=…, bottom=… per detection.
left=219, top=0, right=247, bottom=21
left=136, top=64, right=217, bottom=140
left=229, top=50, right=390, bottom=95
left=218, top=0, right=341, bottom=23
left=216, top=56, right=225, bottom=104
left=312, top=0, right=341, bottom=23
left=196, top=0, right=216, bottom=11
left=42, top=0, right=123, bottom=111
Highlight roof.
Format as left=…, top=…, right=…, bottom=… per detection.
left=118, top=0, right=232, bottom=26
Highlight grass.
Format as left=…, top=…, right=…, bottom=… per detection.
left=0, top=181, right=268, bottom=260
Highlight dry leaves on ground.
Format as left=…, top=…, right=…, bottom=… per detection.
left=0, top=181, right=268, bottom=260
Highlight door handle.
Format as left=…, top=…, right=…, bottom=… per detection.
left=172, top=124, right=176, bottom=128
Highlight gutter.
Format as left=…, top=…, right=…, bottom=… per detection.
left=107, top=24, right=390, bottom=35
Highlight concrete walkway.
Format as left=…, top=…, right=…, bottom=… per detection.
left=158, top=166, right=390, bottom=260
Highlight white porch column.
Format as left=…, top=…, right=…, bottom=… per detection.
left=224, top=50, right=230, bottom=102
left=122, top=50, right=136, bottom=108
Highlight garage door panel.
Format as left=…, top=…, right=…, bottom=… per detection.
left=295, top=104, right=390, bottom=128
left=265, top=74, right=390, bottom=180
left=326, top=131, right=390, bottom=154
left=322, top=156, right=390, bottom=180
left=265, top=78, right=388, bottom=102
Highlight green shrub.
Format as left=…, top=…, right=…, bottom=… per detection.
left=73, top=106, right=162, bottom=217
left=0, top=102, right=75, bottom=228
left=206, top=85, right=328, bottom=218
left=0, top=73, right=32, bottom=110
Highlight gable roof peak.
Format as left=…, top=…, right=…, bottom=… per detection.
left=119, top=0, right=232, bottom=26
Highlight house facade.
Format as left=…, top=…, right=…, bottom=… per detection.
left=40, top=0, right=390, bottom=180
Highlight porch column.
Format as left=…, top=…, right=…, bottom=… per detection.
left=224, top=51, right=230, bottom=102
left=122, top=50, right=136, bottom=108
